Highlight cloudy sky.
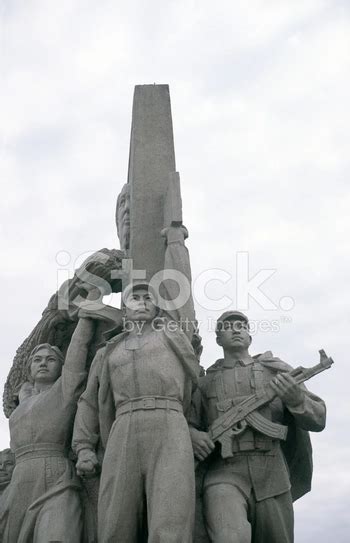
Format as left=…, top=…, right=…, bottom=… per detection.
left=1, top=0, right=349, bottom=540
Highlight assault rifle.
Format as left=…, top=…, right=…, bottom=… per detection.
left=206, top=349, right=333, bottom=459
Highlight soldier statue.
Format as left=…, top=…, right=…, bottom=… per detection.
left=190, top=310, right=327, bottom=543
left=72, top=225, right=200, bottom=543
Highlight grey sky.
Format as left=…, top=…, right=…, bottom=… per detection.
left=1, top=1, right=349, bottom=540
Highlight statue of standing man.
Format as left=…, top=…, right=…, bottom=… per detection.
left=190, top=311, right=327, bottom=543
left=73, top=224, right=200, bottom=542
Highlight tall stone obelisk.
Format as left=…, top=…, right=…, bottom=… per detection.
left=127, top=84, right=177, bottom=280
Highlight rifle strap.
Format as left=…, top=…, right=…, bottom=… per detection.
left=250, top=361, right=288, bottom=441
left=214, top=370, right=227, bottom=404
left=251, top=361, right=264, bottom=391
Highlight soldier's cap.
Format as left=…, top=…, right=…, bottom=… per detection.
left=122, top=281, right=159, bottom=306
left=215, top=310, right=250, bottom=334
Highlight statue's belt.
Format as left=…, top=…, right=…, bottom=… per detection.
left=14, top=443, right=66, bottom=462
left=116, top=396, right=183, bottom=416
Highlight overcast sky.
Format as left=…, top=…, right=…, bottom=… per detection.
left=1, top=0, right=349, bottom=540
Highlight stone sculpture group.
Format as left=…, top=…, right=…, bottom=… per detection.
left=0, top=85, right=331, bottom=543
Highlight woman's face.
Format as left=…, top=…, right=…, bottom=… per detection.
left=30, top=347, right=62, bottom=384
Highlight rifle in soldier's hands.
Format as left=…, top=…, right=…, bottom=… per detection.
left=196, top=349, right=333, bottom=463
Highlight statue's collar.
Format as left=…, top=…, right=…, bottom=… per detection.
left=218, top=356, right=254, bottom=369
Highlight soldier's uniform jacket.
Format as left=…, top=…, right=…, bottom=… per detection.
left=72, top=324, right=200, bottom=457
left=190, top=352, right=326, bottom=501
left=72, top=225, right=200, bottom=457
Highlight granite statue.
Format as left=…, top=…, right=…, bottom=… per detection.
left=190, top=311, right=328, bottom=543
left=0, top=292, right=100, bottom=542
left=1, top=84, right=331, bottom=542
left=72, top=224, right=200, bottom=542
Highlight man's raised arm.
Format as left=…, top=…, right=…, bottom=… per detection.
left=161, top=225, right=196, bottom=341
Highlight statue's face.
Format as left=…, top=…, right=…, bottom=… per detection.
left=116, top=185, right=130, bottom=250
left=0, top=450, right=14, bottom=482
left=30, top=347, right=62, bottom=384
left=124, top=287, right=158, bottom=323
left=216, top=319, right=251, bottom=351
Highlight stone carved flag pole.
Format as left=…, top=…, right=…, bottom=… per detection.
left=128, top=84, right=177, bottom=280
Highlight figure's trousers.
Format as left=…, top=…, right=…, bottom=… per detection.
left=204, top=484, right=293, bottom=543
left=98, top=409, right=195, bottom=543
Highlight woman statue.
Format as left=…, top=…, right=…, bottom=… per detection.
left=0, top=292, right=96, bottom=542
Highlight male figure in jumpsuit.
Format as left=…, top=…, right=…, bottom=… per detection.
left=190, top=311, right=326, bottom=543
left=72, top=225, right=199, bottom=542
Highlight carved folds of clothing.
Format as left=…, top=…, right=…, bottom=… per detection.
left=0, top=367, right=87, bottom=543
left=190, top=352, right=326, bottom=543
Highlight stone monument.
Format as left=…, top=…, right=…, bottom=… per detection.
left=0, top=85, right=332, bottom=542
